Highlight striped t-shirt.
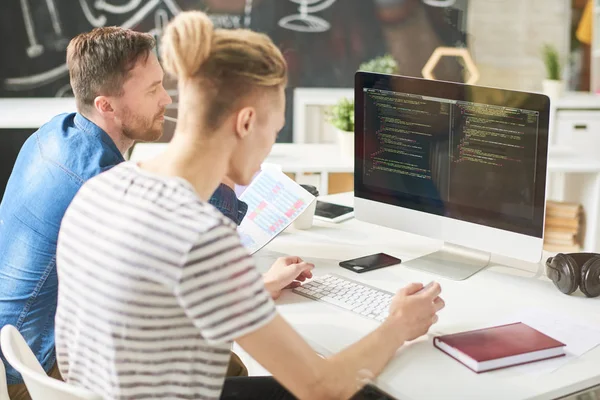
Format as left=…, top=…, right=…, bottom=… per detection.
left=55, top=162, right=276, bottom=399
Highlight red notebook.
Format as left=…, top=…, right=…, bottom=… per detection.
left=433, top=322, right=566, bottom=373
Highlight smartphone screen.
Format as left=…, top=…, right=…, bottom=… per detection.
left=339, top=253, right=402, bottom=273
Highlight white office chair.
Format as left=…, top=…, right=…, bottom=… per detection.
left=0, top=325, right=101, bottom=400
left=0, top=354, right=10, bottom=400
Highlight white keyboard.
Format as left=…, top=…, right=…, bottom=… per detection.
left=292, top=274, right=393, bottom=322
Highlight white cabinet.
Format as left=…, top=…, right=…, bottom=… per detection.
left=550, top=92, right=600, bottom=149
left=554, top=110, right=600, bottom=154
left=548, top=92, right=600, bottom=251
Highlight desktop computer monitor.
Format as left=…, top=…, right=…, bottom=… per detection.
left=354, top=72, right=550, bottom=280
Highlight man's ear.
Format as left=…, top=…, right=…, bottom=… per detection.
left=235, top=107, right=256, bottom=140
left=94, top=96, right=114, bottom=117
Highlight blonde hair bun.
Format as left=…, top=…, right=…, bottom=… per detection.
left=160, top=11, right=214, bottom=79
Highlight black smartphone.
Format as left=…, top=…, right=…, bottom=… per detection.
left=314, top=201, right=354, bottom=223
left=339, top=253, right=402, bottom=273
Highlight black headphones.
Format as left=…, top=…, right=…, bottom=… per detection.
left=546, top=253, right=600, bottom=298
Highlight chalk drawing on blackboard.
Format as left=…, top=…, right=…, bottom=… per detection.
left=5, top=0, right=182, bottom=93
left=119, top=0, right=180, bottom=28
left=4, top=64, right=68, bottom=91
left=151, top=8, right=169, bottom=38
left=46, top=0, right=64, bottom=36
left=278, top=0, right=337, bottom=33
left=20, top=0, right=44, bottom=57
left=55, top=83, right=74, bottom=97
left=80, top=0, right=107, bottom=27
left=422, top=0, right=456, bottom=7
left=244, top=0, right=253, bottom=28
left=94, top=0, right=143, bottom=14
left=20, top=0, right=70, bottom=57
left=206, top=0, right=253, bottom=29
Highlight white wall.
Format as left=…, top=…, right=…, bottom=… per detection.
left=467, top=0, right=571, bottom=92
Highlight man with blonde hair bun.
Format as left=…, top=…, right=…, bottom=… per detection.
left=0, top=24, right=249, bottom=400
left=55, top=10, right=444, bottom=399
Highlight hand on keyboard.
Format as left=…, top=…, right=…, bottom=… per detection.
left=264, top=256, right=315, bottom=300
left=388, top=281, right=445, bottom=342
left=292, top=274, right=444, bottom=340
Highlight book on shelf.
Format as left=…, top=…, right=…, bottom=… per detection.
left=544, top=216, right=579, bottom=229
left=542, top=243, right=581, bottom=253
left=543, top=200, right=584, bottom=252
left=544, top=233, right=577, bottom=243
left=546, top=200, right=582, bottom=218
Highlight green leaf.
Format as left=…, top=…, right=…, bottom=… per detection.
left=358, top=54, right=398, bottom=75
left=326, top=97, right=354, bottom=133
left=541, top=43, right=561, bottom=80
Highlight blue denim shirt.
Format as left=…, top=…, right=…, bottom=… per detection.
left=0, top=112, right=247, bottom=384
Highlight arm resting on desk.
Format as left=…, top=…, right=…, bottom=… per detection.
left=237, top=313, right=405, bottom=399
left=237, top=282, right=443, bottom=399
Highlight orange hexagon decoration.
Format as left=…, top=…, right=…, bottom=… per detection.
left=421, top=47, right=480, bottom=85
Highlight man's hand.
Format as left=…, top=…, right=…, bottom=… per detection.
left=385, top=282, right=445, bottom=344
left=263, top=256, right=314, bottom=300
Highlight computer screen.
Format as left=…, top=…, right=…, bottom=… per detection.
left=354, top=72, right=549, bottom=240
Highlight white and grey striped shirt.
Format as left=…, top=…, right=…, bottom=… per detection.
left=55, top=162, right=276, bottom=399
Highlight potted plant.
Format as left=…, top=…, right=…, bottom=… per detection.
left=541, top=43, right=564, bottom=100
left=325, top=54, right=398, bottom=159
left=358, top=53, right=398, bottom=74
left=326, top=97, right=355, bottom=160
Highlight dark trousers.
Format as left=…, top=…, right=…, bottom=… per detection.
left=221, top=377, right=297, bottom=399
left=221, top=377, right=397, bottom=400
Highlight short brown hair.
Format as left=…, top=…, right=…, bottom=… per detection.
left=160, top=11, right=287, bottom=129
left=66, top=27, right=155, bottom=112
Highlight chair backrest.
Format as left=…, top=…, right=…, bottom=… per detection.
left=0, top=354, right=10, bottom=400
left=0, top=325, right=101, bottom=400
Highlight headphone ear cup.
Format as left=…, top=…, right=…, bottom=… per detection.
left=547, top=254, right=579, bottom=295
left=580, top=256, right=600, bottom=298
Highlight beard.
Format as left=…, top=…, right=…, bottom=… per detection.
left=121, top=106, right=165, bottom=142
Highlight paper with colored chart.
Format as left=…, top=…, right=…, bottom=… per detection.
left=237, top=168, right=315, bottom=254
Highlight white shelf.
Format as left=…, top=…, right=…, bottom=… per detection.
left=553, top=91, right=600, bottom=109
left=0, top=98, right=77, bottom=129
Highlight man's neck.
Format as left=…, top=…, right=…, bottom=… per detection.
left=80, top=111, right=133, bottom=155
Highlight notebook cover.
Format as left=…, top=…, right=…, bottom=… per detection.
left=433, top=322, right=566, bottom=373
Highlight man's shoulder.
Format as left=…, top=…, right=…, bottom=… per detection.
left=36, top=113, right=123, bottom=183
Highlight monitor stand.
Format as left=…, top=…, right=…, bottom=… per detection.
left=402, top=242, right=491, bottom=281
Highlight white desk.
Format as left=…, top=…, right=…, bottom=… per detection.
left=249, top=192, right=600, bottom=400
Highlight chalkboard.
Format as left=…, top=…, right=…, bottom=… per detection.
left=0, top=0, right=469, bottom=142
